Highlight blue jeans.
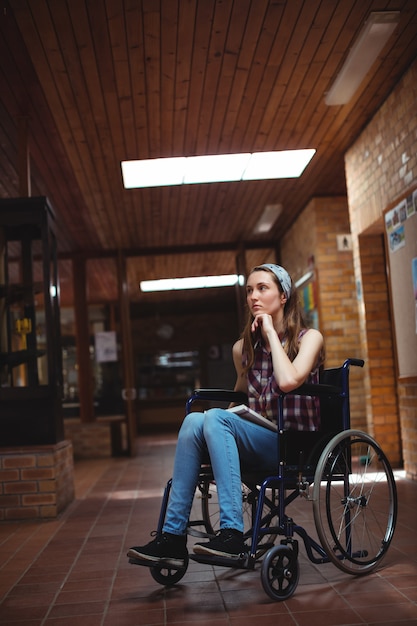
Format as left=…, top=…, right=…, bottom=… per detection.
left=163, top=408, right=279, bottom=535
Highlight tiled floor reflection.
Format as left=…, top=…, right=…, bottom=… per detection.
left=1, top=433, right=416, bottom=625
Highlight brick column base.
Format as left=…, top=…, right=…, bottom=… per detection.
left=0, top=440, right=74, bottom=521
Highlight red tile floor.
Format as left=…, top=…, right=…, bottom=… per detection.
left=1, top=433, right=417, bottom=626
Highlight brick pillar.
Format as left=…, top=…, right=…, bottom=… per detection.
left=356, top=234, right=401, bottom=466
left=281, top=196, right=366, bottom=431
left=0, top=440, right=74, bottom=521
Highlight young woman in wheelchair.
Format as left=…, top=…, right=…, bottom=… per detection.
left=127, top=263, right=324, bottom=567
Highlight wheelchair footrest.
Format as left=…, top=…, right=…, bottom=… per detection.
left=128, top=557, right=185, bottom=570
left=129, top=557, right=155, bottom=568
left=190, top=553, right=248, bottom=569
left=187, top=527, right=215, bottom=539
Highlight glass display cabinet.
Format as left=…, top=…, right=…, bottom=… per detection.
left=0, top=197, right=64, bottom=445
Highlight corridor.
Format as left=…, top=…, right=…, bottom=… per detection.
left=1, top=434, right=417, bottom=626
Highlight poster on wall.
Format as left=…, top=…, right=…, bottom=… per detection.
left=299, top=278, right=319, bottom=330
left=412, top=189, right=417, bottom=215
left=384, top=187, right=417, bottom=376
left=95, top=331, right=118, bottom=362
left=385, top=199, right=407, bottom=252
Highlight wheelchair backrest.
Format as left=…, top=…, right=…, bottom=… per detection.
left=318, top=366, right=345, bottom=434
left=281, top=364, right=346, bottom=468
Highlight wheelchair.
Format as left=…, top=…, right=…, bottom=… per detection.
left=129, top=358, right=398, bottom=601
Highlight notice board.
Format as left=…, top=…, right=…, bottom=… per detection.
left=384, top=189, right=417, bottom=378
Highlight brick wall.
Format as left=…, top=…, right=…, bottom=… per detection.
left=345, top=59, right=417, bottom=473
left=63, top=416, right=129, bottom=458
left=0, top=441, right=74, bottom=521
left=281, top=196, right=366, bottom=431
left=357, top=233, right=401, bottom=461
left=64, top=419, right=113, bottom=458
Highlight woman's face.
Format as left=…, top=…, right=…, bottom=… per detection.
left=245, top=270, right=286, bottom=318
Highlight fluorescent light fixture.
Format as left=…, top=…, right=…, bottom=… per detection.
left=121, top=149, right=315, bottom=189
left=157, top=351, right=198, bottom=368
left=325, top=11, right=400, bottom=106
left=295, top=271, right=314, bottom=288
left=184, top=153, right=251, bottom=184
left=122, top=156, right=186, bottom=187
left=140, top=274, right=245, bottom=292
left=243, top=150, right=315, bottom=180
left=253, top=203, right=283, bottom=234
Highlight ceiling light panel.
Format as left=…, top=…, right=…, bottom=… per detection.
left=183, top=153, right=251, bottom=184
left=121, top=150, right=316, bottom=189
left=325, top=12, right=400, bottom=106
left=122, top=157, right=186, bottom=188
left=243, top=150, right=315, bottom=180
left=140, top=274, right=244, bottom=292
left=253, top=203, right=283, bottom=234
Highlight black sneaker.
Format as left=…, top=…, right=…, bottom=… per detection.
left=127, top=532, right=188, bottom=568
left=193, top=529, right=247, bottom=559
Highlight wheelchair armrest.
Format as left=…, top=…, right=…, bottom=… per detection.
left=287, top=359, right=364, bottom=398
left=190, top=385, right=340, bottom=404
left=288, top=382, right=342, bottom=397
left=345, top=357, right=365, bottom=368
left=189, top=389, right=249, bottom=404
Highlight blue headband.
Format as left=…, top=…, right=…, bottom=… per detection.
left=258, top=264, right=292, bottom=300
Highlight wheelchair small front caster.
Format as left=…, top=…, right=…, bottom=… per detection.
left=261, top=545, right=300, bottom=601
left=150, top=554, right=189, bottom=586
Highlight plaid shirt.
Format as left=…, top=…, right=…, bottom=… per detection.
left=246, top=334, right=320, bottom=431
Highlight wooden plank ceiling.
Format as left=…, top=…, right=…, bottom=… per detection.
left=1, top=0, right=417, bottom=305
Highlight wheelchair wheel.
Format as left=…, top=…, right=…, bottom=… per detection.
left=199, top=477, right=276, bottom=553
left=200, top=479, right=257, bottom=533
left=198, top=476, right=219, bottom=535
left=261, top=545, right=299, bottom=601
left=150, top=554, right=189, bottom=586
left=313, top=429, right=397, bottom=575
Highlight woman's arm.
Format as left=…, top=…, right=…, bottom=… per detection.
left=251, top=312, right=323, bottom=392
left=232, top=338, right=248, bottom=395
left=267, top=326, right=323, bottom=392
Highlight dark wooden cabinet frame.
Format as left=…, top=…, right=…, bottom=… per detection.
left=0, top=197, right=64, bottom=445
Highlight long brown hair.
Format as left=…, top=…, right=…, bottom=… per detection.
left=241, top=265, right=309, bottom=374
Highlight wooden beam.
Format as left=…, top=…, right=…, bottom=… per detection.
left=117, top=251, right=136, bottom=455
left=57, top=239, right=278, bottom=261
left=72, top=256, right=95, bottom=423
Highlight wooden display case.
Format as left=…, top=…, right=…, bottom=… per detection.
left=0, top=197, right=64, bottom=445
